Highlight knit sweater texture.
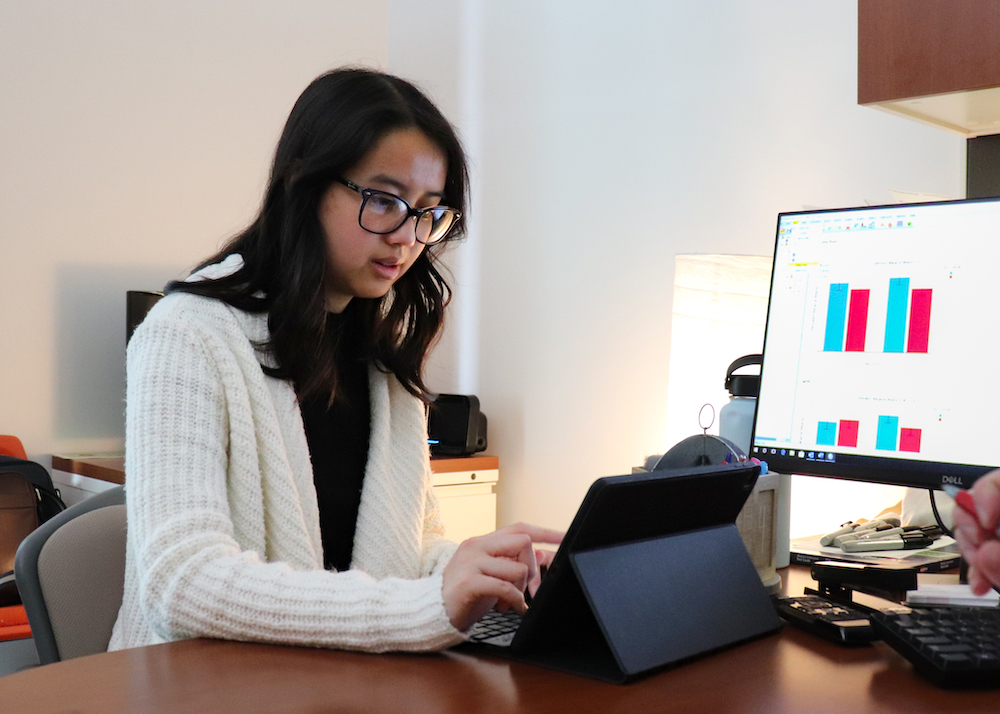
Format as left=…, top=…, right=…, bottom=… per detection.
left=108, top=255, right=464, bottom=653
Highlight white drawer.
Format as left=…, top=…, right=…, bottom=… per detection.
left=431, top=468, right=498, bottom=487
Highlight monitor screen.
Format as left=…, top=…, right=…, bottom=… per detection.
left=751, top=197, right=1000, bottom=491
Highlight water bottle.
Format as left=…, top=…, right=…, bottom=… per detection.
left=719, top=354, right=761, bottom=454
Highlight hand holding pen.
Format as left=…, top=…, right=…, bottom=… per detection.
left=947, top=474, right=1000, bottom=597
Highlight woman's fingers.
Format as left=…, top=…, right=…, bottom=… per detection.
left=490, top=523, right=564, bottom=593
left=974, top=539, right=1000, bottom=594
left=500, top=523, right=565, bottom=547
left=441, top=524, right=566, bottom=631
left=970, top=472, right=1000, bottom=533
left=954, top=470, right=1000, bottom=594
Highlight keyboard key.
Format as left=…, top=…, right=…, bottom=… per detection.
left=926, top=644, right=975, bottom=655
left=915, top=636, right=952, bottom=647
left=938, top=653, right=974, bottom=668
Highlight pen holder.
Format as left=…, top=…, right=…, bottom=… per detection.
left=734, top=470, right=782, bottom=593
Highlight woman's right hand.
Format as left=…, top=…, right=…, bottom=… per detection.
left=952, top=469, right=1000, bottom=595
left=441, top=523, right=563, bottom=632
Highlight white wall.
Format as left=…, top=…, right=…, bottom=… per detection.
left=393, top=1, right=964, bottom=533
left=0, top=1, right=388, bottom=464
left=386, top=0, right=472, bottom=394
left=2, top=2, right=968, bottom=540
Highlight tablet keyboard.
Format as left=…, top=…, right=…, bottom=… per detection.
left=467, top=609, right=522, bottom=648
left=870, top=607, right=1000, bottom=688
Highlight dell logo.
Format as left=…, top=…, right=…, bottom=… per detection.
left=941, top=474, right=965, bottom=487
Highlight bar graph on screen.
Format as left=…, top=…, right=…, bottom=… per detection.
left=823, top=279, right=933, bottom=354
left=812, top=417, right=922, bottom=454
left=753, top=198, right=1000, bottom=480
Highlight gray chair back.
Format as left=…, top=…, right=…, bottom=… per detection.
left=14, top=486, right=126, bottom=664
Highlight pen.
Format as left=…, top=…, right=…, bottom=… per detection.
left=820, top=521, right=860, bottom=546
left=833, top=526, right=902, bottom=548
left=851, top=527, right=906, bottom=541
left=943, top=484, right=1000, bottom=538
left=841, top=534, right=934, bottom=552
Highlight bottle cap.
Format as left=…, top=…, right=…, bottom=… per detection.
left=725, top=354, right=762, bottom=397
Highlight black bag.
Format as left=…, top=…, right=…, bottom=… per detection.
left=0, top=455, right=66, bottom=606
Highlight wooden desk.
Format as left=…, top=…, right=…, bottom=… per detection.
left=50, top=454, right=500, bottom=485
left=1, top=567, right=996, bottom=713
left=51, top=454, right=126, bottom=485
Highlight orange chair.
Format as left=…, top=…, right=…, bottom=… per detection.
left=0, top=435, right=27, bottom=460
left=0, top=436, right=33, bottom=641
left=0, top=605, right=31, bottom=641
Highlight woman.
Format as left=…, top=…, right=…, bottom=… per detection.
left=109, top=68, right=560, bottom=653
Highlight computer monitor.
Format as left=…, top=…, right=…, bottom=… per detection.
left=750, top=197, right=1000, bottom=491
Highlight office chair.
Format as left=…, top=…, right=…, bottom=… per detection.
left=0, top=435, right=28, bottom=460
left=14, top=486, right=126, bottom=664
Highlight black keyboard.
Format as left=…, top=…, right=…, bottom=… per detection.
left=467, top=609, right=522, bottom=647
left=871, top=607, right=1000, bottom=688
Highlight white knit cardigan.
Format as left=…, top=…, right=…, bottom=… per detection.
left=108, top=256, right=464, bottom=653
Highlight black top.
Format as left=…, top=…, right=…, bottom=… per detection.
left=299, top=306, right=371, bottom=572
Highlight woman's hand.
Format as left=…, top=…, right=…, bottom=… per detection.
left=441, top=523, right=563, bottom=632
left=952, top=469, right=1000, bottom=595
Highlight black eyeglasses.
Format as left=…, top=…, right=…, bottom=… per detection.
left=336, top=178, right=461, bottom=246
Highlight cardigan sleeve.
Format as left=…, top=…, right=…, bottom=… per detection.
left=420, top=481, right=460, bottom=577
left=123, top=311, right=464, bottom=653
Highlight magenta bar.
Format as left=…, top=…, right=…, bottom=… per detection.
left=845, top=289, right=870, bottom=352
left=900, top=428, right=922, bottom=453
left=838, top=419, right=859, bottom=448
left=907, top=288, right=932, bottom=353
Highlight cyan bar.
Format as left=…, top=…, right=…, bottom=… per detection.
left=884, top=277, right=909, bottom=353
left=816, top=421, right=837, bottom=446
left=824, top=283, right=849, bottom=352
left=876, top=415, right=899, bottom=451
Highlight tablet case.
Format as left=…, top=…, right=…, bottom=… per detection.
left=460, top=462, right=782, bottom=682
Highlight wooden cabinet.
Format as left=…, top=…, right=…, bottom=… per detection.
left=858, top=0, right=1000, bottom=137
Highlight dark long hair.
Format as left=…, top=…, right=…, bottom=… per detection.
left=168, top=68, right=469, bottom=402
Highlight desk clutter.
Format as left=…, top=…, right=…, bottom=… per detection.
left=790, top=530, right=961, bottom=573
left=775, top=587, right=1000, bottom=688
left=769, top=559, right=1000, bottom=689
left=820, top=517, right=943, bottom=553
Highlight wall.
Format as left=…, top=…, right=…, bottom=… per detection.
left=0, top=1, right=388, bottom=465
left=2, top=2, right=968, bottom=540
left=392, top=1, right=965, bottom=534
left=386, top=0, right=473, bottom=394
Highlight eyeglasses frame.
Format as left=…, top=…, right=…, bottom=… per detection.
left=335, top=177, right=461, bottom=246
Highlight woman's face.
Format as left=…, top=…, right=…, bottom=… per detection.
left=318, top=127, right=447, bottom=313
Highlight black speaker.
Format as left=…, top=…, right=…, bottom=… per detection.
left=427, top=394, right=488, bottom=456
